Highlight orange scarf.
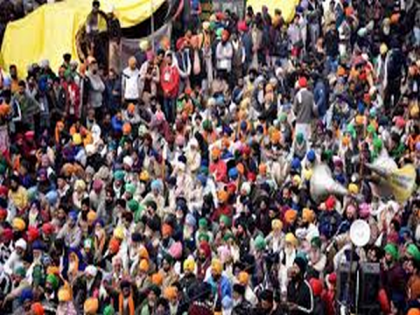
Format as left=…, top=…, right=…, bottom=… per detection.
left=119, top=292, right=135, bottom=315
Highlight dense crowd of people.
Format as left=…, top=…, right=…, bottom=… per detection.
left=0, top=0, right=420, bottom=314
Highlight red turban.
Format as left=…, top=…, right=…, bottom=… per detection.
left=199, top=241, right=212, bottom=259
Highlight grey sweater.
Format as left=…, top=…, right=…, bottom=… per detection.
left=293, top=88, right=316, bottom=124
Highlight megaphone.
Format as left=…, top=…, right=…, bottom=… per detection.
left=366, top=156, right=416, bottom=203
left=310, top=164, right=348, bottom=203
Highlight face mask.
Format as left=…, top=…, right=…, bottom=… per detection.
left=199, top=256, right=207, bottom=262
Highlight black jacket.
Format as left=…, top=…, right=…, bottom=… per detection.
left=287, top=278, right=314, bottom=315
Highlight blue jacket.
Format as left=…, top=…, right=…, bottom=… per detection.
left=207, top=275, right=232, bottom=299
left=314, top=79, right=327, bottom=117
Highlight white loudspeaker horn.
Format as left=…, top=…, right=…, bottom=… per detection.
left=366, top=153, right=416, bottom=203
left=310, top=164, right=348, bottom=203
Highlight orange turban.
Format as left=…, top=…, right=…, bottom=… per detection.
left=218, top=190, right=229, bottom=203
left=164, top=286, right=178, bottom=300
left=0, top=103, right=10, bottom=117
left=284, top=209, right=298, bottom=224
left=139, top=246, right=149, bottom=260
left=31, top=302, right=44, bottom=315
left=122, top=123, right=132, bottom=135
left=342, top=136, right=350, bottom=147
left=108, top=237, right=120, bottom=254
left=151, top=272, right=163, bottom=286
left=139, top=259, right=149, bottom=272
left=355, top=115, right=365, bottom=125
left=47, top=266, right=60, bottom=276
left=127, top=103, right=136, bottom=113
left=238, top=271, right=249, bottom=285
left=390, top=13, right=400, bottom=24
left=271, top=130, right=281, bottom=144
left=84, top=297, right=99, bottom=314
left=211, top=147, right=221, bottom=159
left=302, top=208, right=315, bottom=223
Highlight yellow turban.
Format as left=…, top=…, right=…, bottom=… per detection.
left=271, top=219, right=283, bottom=231
left=348, top=183, right=359, bottom=194
left=183, top=258, right=196, bottom=273
left=84, top=297, right=99, bottom=314
left=211, top=258, right=223, bottom=275
left=139, top=170, right=150, bottom=182
left=13, top=217, right=26, bottom=231
left=292, top=175, right=301, bottom=186
left=113, top=226, right=125, bottom=240
left=139, top=40, right=150, bottom=51
left=58, top=285, right=72, bottom=302
left=238, top=271, right=249, bottom=285
left=303, top=168, right=313, bottom=180
left=285, top=233, right=298, bottom=247
left=74, top=179, right=86, bottom=191
left=380, top=43, right=388, bottom=55
left=139, top=259, right=149, bottom=272
left=87, top=211, right=97, bottom=226
left=72, top=133, right=82, bottom=145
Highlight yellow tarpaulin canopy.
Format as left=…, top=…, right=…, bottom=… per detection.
left=247, top=0, right=300, bottom=23
left=0, top=0, right=165, bottom=76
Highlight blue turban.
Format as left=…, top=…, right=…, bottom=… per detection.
left=69, top=211, right=78, bottom=221
left=151, top=179, right=163, bottom=192
left=228, top=167, right=239, bottom=179
left=185, top=213, right=197, bottom=227
left=306, top=150, right=316, bottom=162
left=357, top=101, right=365, bottom=114
left=20, top=288, right=33, bottom=303
left=240, top=121, right=247, bottom=131
left=197, top=174, right=207, bottom=186
left=291, top=158, right=301, bottom=170
left=32, top=240, right=45, bottom=251
left=46, top=190, right=58, bottom=205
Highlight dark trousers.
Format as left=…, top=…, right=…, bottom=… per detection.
left=163, top=97, right=176, bottom=123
